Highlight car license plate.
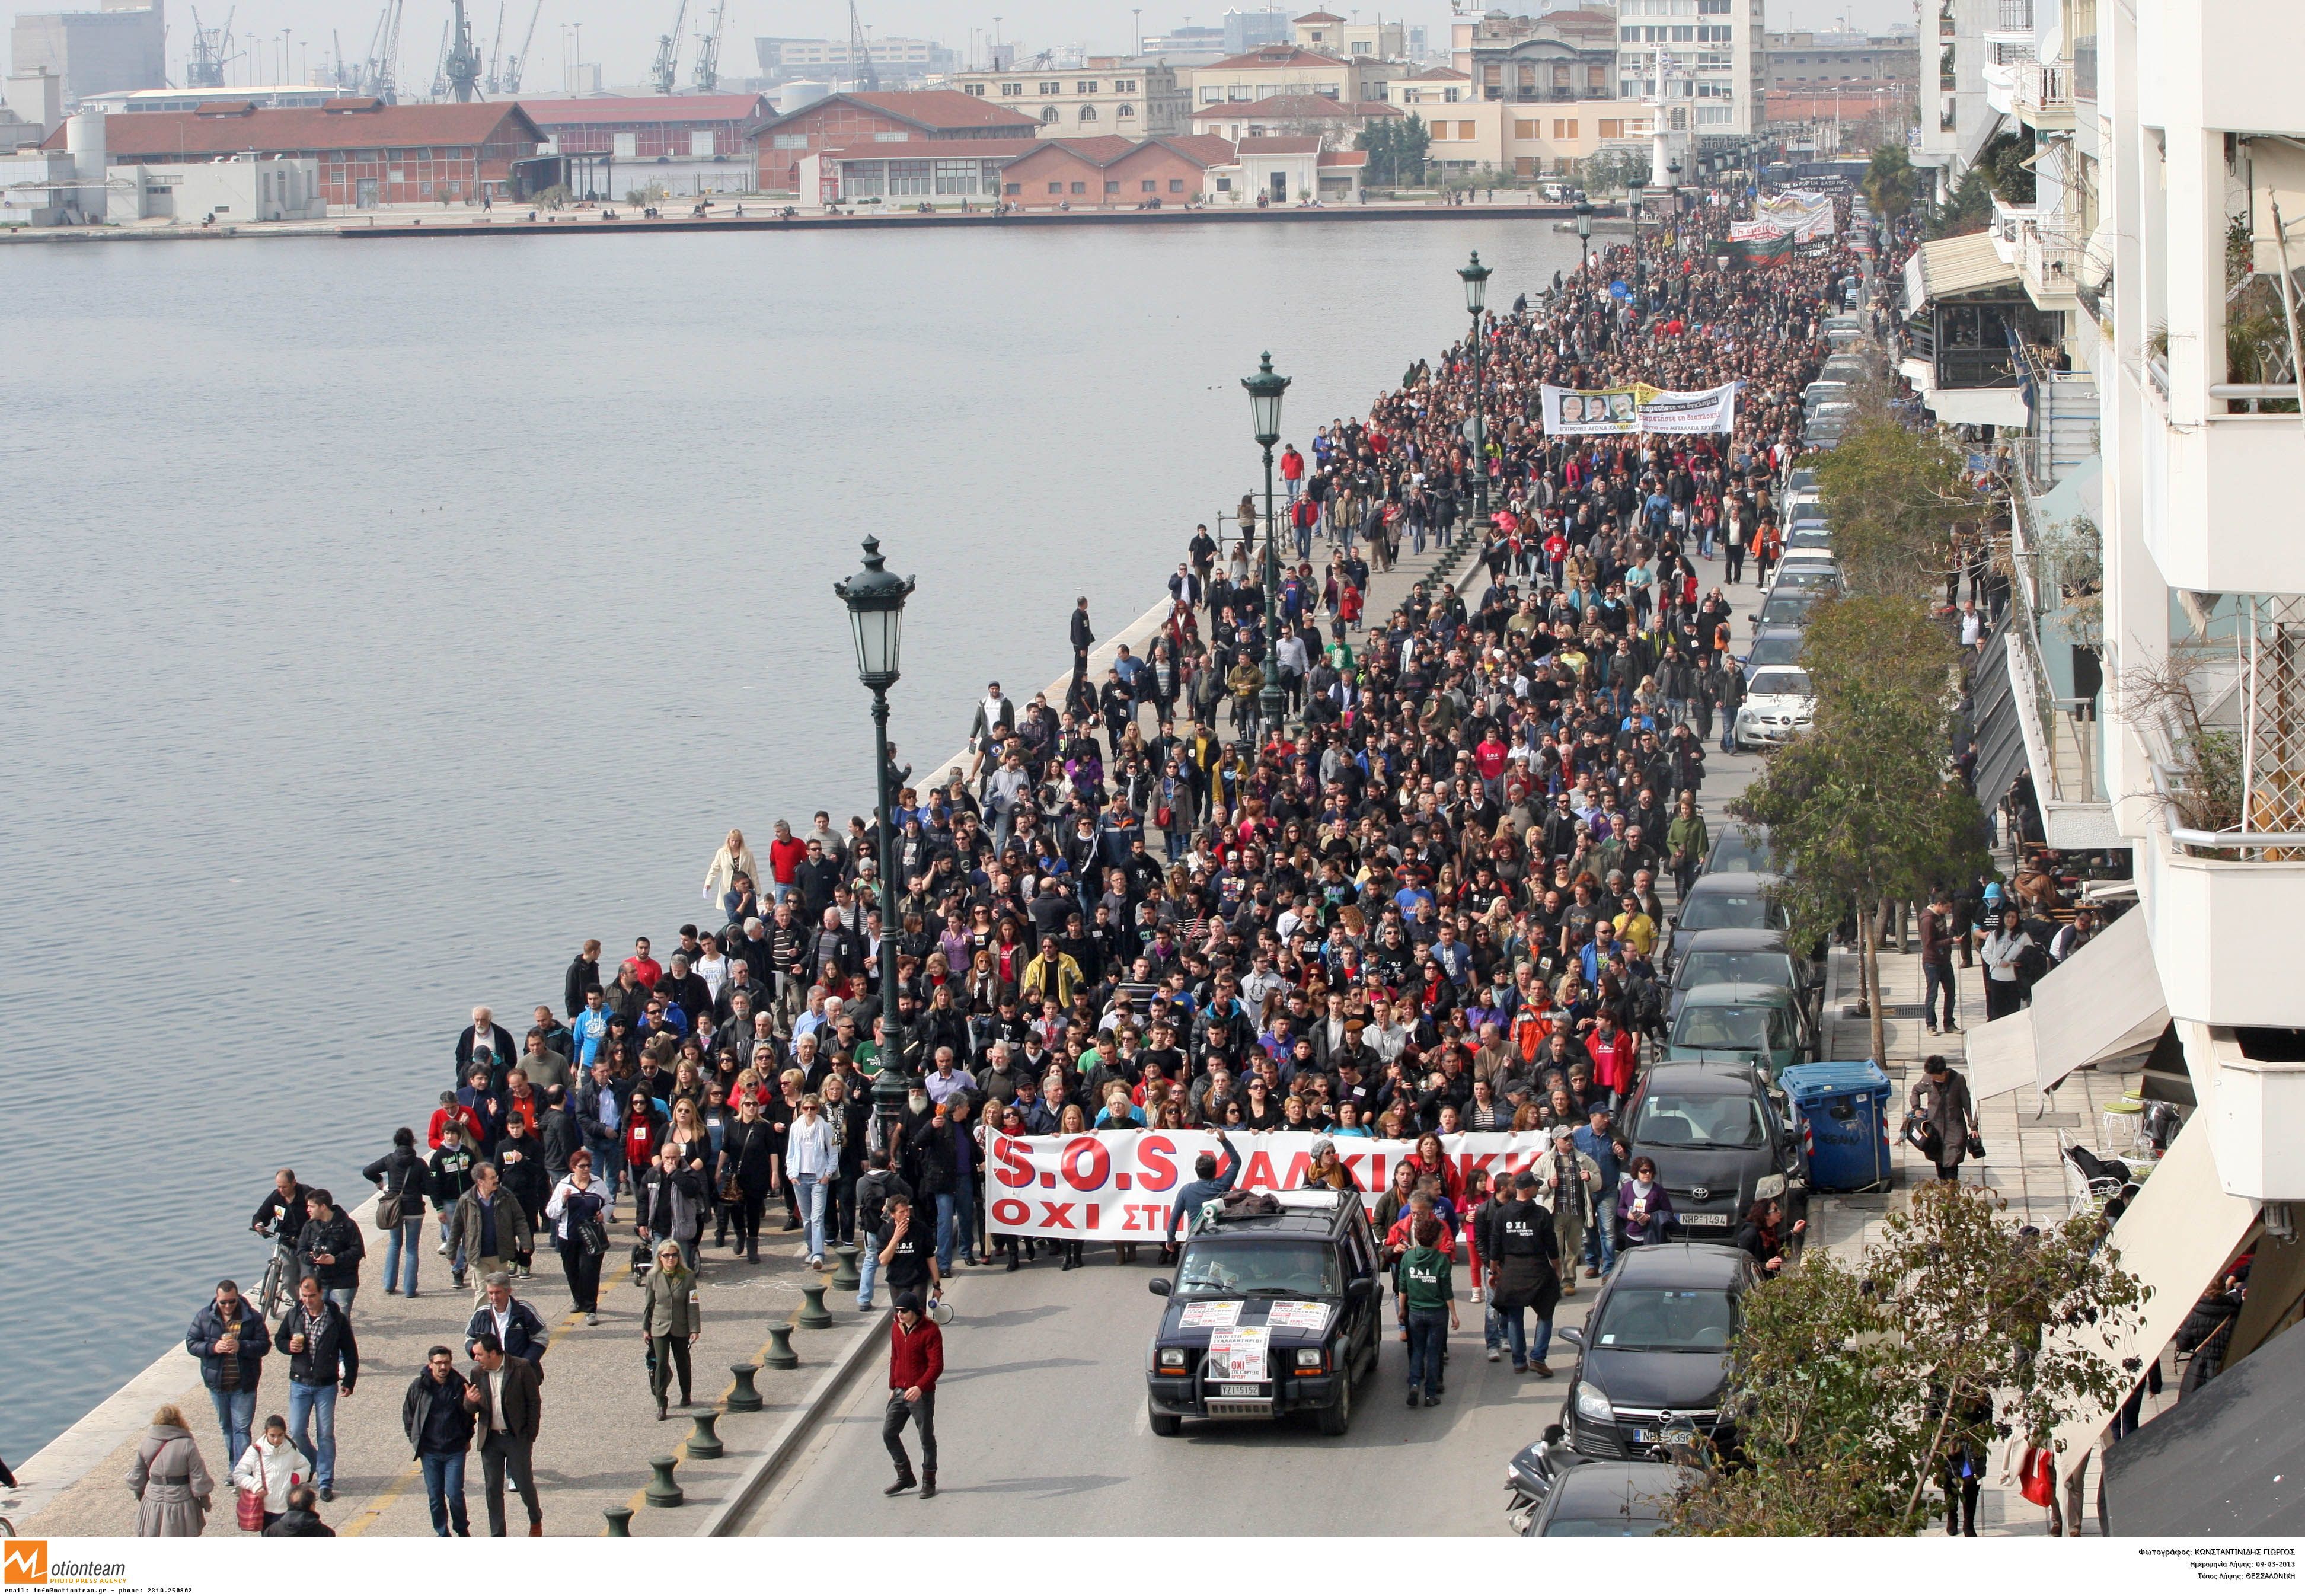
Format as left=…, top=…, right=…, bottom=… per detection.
left=1680, top=1212, right=1729, bottom=1227
left=1631, top=1428, right=1655, bottom=1444
left=1219, top=1383, right=1261, bottom=1397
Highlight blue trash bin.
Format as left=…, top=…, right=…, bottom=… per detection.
left=1780, top=1061, right=1893, bottom=1192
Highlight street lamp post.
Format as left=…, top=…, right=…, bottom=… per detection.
left=833, top=535, right=917, bottom=1150
left=1458, top=249, right=1492, bottom=522
left=1241, top=351, right=1292, bottom=742
left=1574, top=196, right=1594, bottom=278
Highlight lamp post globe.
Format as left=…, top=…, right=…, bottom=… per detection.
left=1241, top=352, right=1291, bottom=740
left=832, top=535, right=918, bottom=1142
left=1574, top=196, right=1594, bottom=275
left=1460, top=250, right=1493, bottom=519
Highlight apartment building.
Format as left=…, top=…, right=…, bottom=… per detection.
left=1613, top=0, right=1766, bottom=138
left=1760, top=28, right=1918, bottom=89
left=1913, top=0, right=1999, bottom=200
left=1948, top=0, right=2305, bottom=1517
left=1189, top=44, right=1391, bottom=110
left=1290, top=11, right=1404, bottom=62
left=1450, top=9, right=1617, bottom=104
left=950, top=57, right=1189, bottom=138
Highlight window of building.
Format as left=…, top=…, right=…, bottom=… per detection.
left=848, top=161, right=885, bottom=196
left=1514, top=157, right=1534, bottom=175
left=1001, top=81, right=1023, bottom=95
left=1070, top=180, right=1086, bottom=193
left=1621, top=24, right=1640, bottom=39
left=1077, top=81, right=1099, bottom=93
left=1169, top=177, right=1184, bottom=191
left=1048, top=180, right=1063, bottom=192
left=1142, top=178, right=1157, bottom=190
left=1005, top=181, right=1021, bottom=193
left=1514, top=119, right=1536, bottom=138
left=1597, top=117, right=1623, bottom=137
left=1698, top=0, right=1730, bottom=10
left=1445, top=86, right=1460, bottom=102
left=1216, top=175, right=1232, bottom=191
left=1080, top=105, right=1099, bottom=120
left=1118, top=103, right=1135, bottom=117
left=934, top=158, right=978, bottom=193
left=1556, top=117, right=1578, bottom=138
left=1040, top=80, right=1061, bottom=94
left=1042, top=106, right=1059, bottom=123
left=1106, top=179, right=1120, bottom=191
left=1457, top=120, right=1475, bottom=139
left=1697, top=103, right=1732, bottom=123
left=1116, top=79, right=1136, bottom=91
left=964, top=82, right=985, bottom=95
left=773, top=133, right=808, bottom=149
left=1229, top=85, right=1253, bottom=100
left=1672, top=24, right=1695, bottom=39
left=889, top=159, right=932, bottom=195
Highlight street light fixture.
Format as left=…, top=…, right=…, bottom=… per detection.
left=1458, top=249, right=1493, bottom=521
left=1574, top=195, right=1594, bottom=277
left=833, top=534, right=917, bottom=1147
left=1241, top=351, right=1292, bottom=742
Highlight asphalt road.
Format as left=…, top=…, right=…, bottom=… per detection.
left=736, top=555, right=1773, bottom=1538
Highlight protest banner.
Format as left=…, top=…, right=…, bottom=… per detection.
left=1634, top=380, right=1739, bottom=435
left=1540, top=381, right=1739, bottom=437
left=984, top=1129, right=1559, bottom=1242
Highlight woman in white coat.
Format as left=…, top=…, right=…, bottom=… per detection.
left=230, top=1413, right=312, bottom=1533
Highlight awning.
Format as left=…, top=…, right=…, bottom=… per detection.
left=1971, top=908, right=2170, bottom=1099
left=1966, top=619, right=2029, bottom=812
left=1906, top=230, right=2023, bottom=302
left=1920, top=385, right=2033, bottom=427
left=2044, top=1108, right=2261, bottom=1483
left=2102, top=1314, right=2305, bottom=1534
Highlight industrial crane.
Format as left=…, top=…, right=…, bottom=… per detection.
left=483, top=1, right=504, bottom=93
left=689, top=0, right=727, bottom=92
left=444, top=0, right=484, bottom=99
left=187, top=6, right=234, bottom=87
left=360, top=0, right=405, bottom=101
left=848, top=0, right=877, bottom=91
left=649, top=0, right=689, bottom=94
left=499, top=0, right=542, bottom=94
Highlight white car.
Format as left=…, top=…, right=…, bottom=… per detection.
left=1735, top=666, right=1817, bottom=751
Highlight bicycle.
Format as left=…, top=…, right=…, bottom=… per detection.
left=254, top=1220, right=300, bottom=1322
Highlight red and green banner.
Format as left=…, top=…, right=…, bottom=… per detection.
left=1722, top=229, right=1796, bottom=267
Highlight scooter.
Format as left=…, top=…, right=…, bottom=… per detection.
left=1503, top=1423, right=1585, bottom=1534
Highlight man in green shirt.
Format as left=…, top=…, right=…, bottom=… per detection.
left=1397, top=1215, right=1460, bottom=1409
left=1665, top=792, right=1710, bottom=899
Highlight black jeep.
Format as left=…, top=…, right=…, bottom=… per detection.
left=1143, top=1189, right=1383, bottom=1437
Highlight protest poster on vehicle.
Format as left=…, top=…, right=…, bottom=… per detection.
left=984, top=1129, right=1557, bottom=1241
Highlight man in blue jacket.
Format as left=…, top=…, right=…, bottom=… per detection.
left=1163, top=1131, right=1241, bottom=1250
left=185, top=1278, right=270, bottom=1467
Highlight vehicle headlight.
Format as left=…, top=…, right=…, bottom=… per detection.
left=1158, top=1346, right=1187, bottom=1370
left=1575, top=1382, right=1614, bottom=1422
left=1294, top=1348, right=1325, bottom=1370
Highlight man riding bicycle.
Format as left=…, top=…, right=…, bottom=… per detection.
left=249, top=1169, right=312, bottom=1238
left=249, top=1168, right=314, bottom=1314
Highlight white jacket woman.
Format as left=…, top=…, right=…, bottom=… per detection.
left=701, top=829, right=760, bottom=904
left=230, top=1425, right=311, bottom=1521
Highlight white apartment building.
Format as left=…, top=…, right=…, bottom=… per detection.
left=1613, top=0, right=1764, bottom=138
left=1953, top=0, right=2305, bottom=1519
left=951, top=57, right=1189, bottom=137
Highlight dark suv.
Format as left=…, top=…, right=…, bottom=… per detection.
left=1619, top=1061, right=1809, bottom=1240
left=1144, top=1189, right=1383, bottom=1437
left=1556, top=1243, right=1758, bottom=1461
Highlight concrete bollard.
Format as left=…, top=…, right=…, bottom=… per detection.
left=645, top=1454, right=685, bottom=1507
left=764, top=1324, right=799, bottom=1370
left=829, top=1244, right=861, bottom=1292
left=686, top=1409, right=725, bottom=1459
left=726, top=1362, right=764, bottom=1412
left=604, top=1506, right=634, bottom=1536
left=797, top=1285, right=834, bottom=1329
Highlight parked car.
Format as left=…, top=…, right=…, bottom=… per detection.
left=1517, top=1460, right=1690, bottom=1536
left=1755, top=587, right=1825, bottom=628
left=1618, top=1061, right=1810, bottom=1240
left=1784, top=522, right=1833, bottom=554
left=1659, top=871, right=1787, bottom=973
left=1763, top=563, right=1840, bottom=599
left=1664, top=927, right=1821, bottom=1037
left=1733, top=665, right=1817, bottom=751
left=1740, top=626, right=1805, bottom=679
left=1662, top=981, right=1811, bottom=1080
left=1802, top=379, right=1851, bottom=408
left=1143, top=1188, right=1381, bottom=1437
left=1701, top=823, right=1776, bottom=875
left=1556, top=1243, right=1760, bottom=1463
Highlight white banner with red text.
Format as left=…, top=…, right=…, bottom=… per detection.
left=983, top=1129, right=1561, bottom=1241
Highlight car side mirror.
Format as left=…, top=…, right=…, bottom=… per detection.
left=1148, top=1278, right=1172, bottom=1297
left=1347, top=1277, right=1376, bottom=1307
left=1558, top=1326, right=1585, bottom=1349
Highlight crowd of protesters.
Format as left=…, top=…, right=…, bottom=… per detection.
left=163, top=192, right=1865, bottom=1534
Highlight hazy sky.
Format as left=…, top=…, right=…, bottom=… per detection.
left=9, top=0, right=1917, bottom=91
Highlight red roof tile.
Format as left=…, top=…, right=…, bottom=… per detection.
left=1202, top=46, right=1352, bottom=71
left=516, top=94, right=768, bottom=125
left=838, top=90, right=1040, bottom=131
left=817, top=137, right=1043, bottom=162
left=1234, top=135, right=1323, bottom=154
left=1317, top=149, right=1368, bottom=165
left=1294, top=9, right=1345, bottom=21
left=49, top=100, right=542, bottom=158
left=1146, top=134, right=1238, bottom=167
left=1190, top=94, right=1400, bottom=121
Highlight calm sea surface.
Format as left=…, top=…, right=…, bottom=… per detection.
left=0, top=217, right=1581, bottom=1460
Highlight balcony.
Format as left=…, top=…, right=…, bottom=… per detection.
left=2010, top=59, right=2074, bottom=129
left=2146, top=829, right=2305, bottom=1029
left=1984, top=0, right=2033, bottom=46
left=2141, top=400, right=2305, bottom=594
left=2019, top=216, right=2083, bottom=310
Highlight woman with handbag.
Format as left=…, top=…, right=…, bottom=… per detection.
left=229, top=1413, right=309, bottom=1532
left=363, top=1126, right=430, bottom=1298
left=129, top=1403, right=215, bottom=1537
left=1979, top=906, right=2036, bottom=1020
left=545, top=1150, right=611, bottom=1325
left=1906, top=1053, right=1981, bottom=1183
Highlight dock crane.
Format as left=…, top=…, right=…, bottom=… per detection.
left=444, top=0, right=484, bottom=99
left=187, top=6, right=234, bottom=87
left=483, top=1, right=504, bottom=93
left=360, top=0, right=404, bottom=101
left=649, top=0, right=689, bottom=94
left=499, top=0, right=542, bottom=94
left=848, top=0, right=877, bottom=91
left=689, top=0, right=727, bottom=92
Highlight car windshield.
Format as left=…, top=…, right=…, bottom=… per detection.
left=1677, top=950, right=1794, bottom=992
left=1748, top=669, right=1811, bottom=698
left=1786, top=530, right=1832, bottom=550
left=1174, top=1240, right=1342, bottom=1297
left=1709, top=832, right=1777, bottom=872
left=1672, top=1006, right=1772, bottom=1052
left=1761, top=593, right=1818, bottom=624
left=1544, top=1515, right=1668, bottom=1537
left=1678, top=890, right=1778, bottom=932
left=1637, top=1091, right=1767, bottom=1150
left=1592, top=1287, right=1738, bottom=1352
left=1745, top=637, right=1802, bottom=671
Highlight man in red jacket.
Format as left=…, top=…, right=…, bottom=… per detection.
left=883, top=1292, right=944, bottom=1499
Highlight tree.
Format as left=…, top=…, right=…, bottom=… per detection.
left=1930, top=128, right=2033, bottom=238
left=1578, top=144, right=1650, bottom=196
left=1812, top=400, right=1981, bottom=598
left=1355, top=114, right=1429, bottom=189
left=1862, top=141, right=1916, bottom=220
left=1664, top=1182, right=2150, bottom=1536
left=1797, top=592, right=1959, bottom=713
left=1731, top=668, right=1989, bottom=1067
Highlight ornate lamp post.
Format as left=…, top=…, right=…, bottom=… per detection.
left=833, top=535, right=916, bottom=1147
left=1459, top=249, right=1492, bottom=522
left=1241, top=351, right=1292, bottom=741
left=1574, top=195, right=1594, bottom=278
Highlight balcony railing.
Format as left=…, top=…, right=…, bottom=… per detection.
left=1996, top=0, right=2033, bottom=31
left=2022, top=219, right=2084, bottom=301
left=2012, top=59, right=2073, bottom=120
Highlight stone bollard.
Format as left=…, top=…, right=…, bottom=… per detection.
left=687, top=1410, right=725, bottom=1460
left=829, top=1244, right=861, bottom=1292
left=764, top=1324, right=799, bottom=1370
left=604, top=1506, right=634, bottom=1536
left=726, top=1362, right=765, bottom=1413
left=797, top=1285, right=834, bottom=1329
left=645, top=1454, right=685, bottom=1507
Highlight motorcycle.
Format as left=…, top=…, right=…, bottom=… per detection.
left=1503, top=1424, right=1585, bottom=1534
